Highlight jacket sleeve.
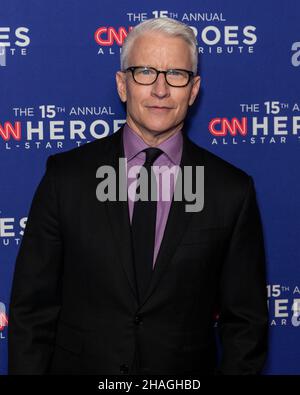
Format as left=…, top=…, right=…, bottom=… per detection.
left=8, top=155, right=63, bottom=374
left=217, top=176, right=269, bottom=375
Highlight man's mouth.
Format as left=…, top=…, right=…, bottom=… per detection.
left=146, top=105, right=173, bottom=110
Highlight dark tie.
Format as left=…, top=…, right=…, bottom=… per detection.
left=131, top=147, right=163, bottom=304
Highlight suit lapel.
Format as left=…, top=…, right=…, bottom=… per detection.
left=104, top=127, right=203, bottom=308
left=139, top=132, right=201, bottom=308
left=104, top=128, right=139, bottom=302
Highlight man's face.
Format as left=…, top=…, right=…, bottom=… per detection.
left=116, top=32, right=201, bottom=138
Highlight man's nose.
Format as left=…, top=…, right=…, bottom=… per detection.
left=151, top=72, right=170, bottom=98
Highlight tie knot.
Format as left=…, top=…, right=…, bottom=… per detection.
left=143, top=147, right=163, bottom=166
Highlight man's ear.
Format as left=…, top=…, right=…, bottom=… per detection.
left=188, top=75, right=201, bottom=106
left=116, top=71, right=127, bottom=103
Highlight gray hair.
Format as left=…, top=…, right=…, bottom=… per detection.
left=120, top=17, right=198, bottom=74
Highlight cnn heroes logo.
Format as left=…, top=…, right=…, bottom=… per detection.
left=0, top=105, right=125, bottom=150
left=95, top=24, right=256, bottom=47
left=0, top=216, right=27, bottom=246
left=208, top=101, right=300, bottom=145
left=0, top=26, right=30, bottom=66
left=94, top=12, right=257, bottom=55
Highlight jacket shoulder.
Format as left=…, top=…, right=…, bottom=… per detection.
left=189, top=138, right=250, bottom=177
left=47, top=132, right=118, bottom=167
left=186, top=138, right=253, bottom=202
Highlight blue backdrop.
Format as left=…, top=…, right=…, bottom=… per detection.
left=0, top=0, right=299, bottom=375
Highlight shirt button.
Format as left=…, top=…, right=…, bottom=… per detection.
left=120, top=364, right=129, bottom=374
left=134, top=314, right=143, bottom=325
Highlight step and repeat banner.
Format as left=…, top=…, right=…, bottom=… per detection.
left=0, top=0, right=299, bottom=375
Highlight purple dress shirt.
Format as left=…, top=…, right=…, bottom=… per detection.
left=123, top=124, right=183, bottom=268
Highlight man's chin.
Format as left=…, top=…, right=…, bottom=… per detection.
left=140, top=123, right=181, bottom=136
left=127, top=118, right=183, bottom=138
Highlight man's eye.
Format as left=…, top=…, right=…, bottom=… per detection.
left=136, top=68, right=154, bottom=75
left=168, top=70, right=183, bottom=76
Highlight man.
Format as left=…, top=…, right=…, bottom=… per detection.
left=8, top=17, right=268, bottom=375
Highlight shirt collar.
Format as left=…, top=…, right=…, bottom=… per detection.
left=123, top=123, right=183, bottom=165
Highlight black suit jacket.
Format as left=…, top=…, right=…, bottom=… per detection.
left=8, top=126, right=268, bottom=375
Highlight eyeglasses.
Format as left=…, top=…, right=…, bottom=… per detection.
left=124, top=66, right=194, bottom=87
